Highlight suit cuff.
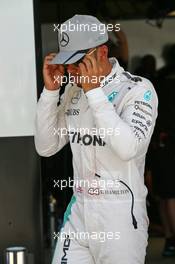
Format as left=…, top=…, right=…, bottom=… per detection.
left=40, top=87, right=60, bottom=103
left=43, top=87, right=60, bottom=97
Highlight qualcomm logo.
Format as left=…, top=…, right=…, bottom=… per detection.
left=144, top=90, right=152, bottom=101
left=108, top=91, right=118, bottom=102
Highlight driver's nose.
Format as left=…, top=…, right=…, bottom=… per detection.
left=67, top=64, right=79, bottom=74
left=67, top=64, right=75, bottom=70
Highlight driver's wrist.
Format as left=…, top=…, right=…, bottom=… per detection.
left=44, top=85, right=61, bottom=91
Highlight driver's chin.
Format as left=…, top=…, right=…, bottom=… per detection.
left=73, top=80, right=82, bottom=88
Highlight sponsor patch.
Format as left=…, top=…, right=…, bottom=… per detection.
left=108, top=91, right=118, bottom=102
left=144, top=90, right=152, bottom=101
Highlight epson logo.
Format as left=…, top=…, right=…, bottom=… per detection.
left=70, top=132, right=106, bottom=146
left=61, top=235, right=70, bottom=264
left=132, top=119, right=148, bottom=132
left=65, top=109, right=80, bottom=116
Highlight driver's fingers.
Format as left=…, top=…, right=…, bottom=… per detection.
left=82, top=58, right=91, bottom=73
left=79, top=62, right=87, bottom=77
left=43, top=55, right=57, bottom=70
left=86, top=56, right=98, bottom=73
left=44, top=55, right=56, bottom=62
left=45, top=53, right=57, bottom=58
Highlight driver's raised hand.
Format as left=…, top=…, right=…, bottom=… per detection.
left=43, top=53, right=65, bottom=91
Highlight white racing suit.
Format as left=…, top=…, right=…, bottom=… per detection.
left=34, top=58, right=158, bottom=264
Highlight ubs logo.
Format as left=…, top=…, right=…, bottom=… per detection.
left=65, top=109, right=80, bottom=116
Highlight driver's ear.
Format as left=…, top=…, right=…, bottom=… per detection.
left=98, top=45, right=108, bottom=60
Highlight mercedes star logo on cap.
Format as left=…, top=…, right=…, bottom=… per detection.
left=60, top=32, right=69, bottom=47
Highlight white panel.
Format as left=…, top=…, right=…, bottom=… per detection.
left=0, top=0, right=37, bottom=137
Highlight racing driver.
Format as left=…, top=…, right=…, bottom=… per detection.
left=34, top=15, right=158, bottom=264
